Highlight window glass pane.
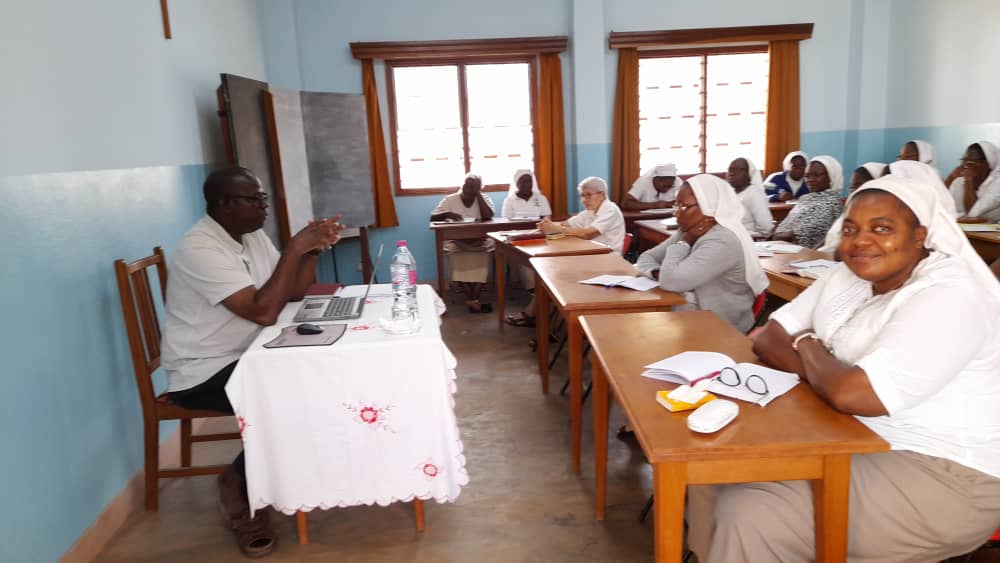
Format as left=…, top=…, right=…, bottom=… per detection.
left=705, top=53, right=769, bottom=173
left=465, top=62, right=534, bottom=186
left=639, top=56, right=703, bottom=175
left=392, top=65, right=466, bottom=189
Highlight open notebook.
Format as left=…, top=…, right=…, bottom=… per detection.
left=642, top=351, right=799, bottom=406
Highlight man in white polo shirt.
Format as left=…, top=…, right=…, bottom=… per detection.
left=161, top=166, right=341, bottom=558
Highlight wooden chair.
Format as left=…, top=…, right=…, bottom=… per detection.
left=114, top=247, right=241, bottom=511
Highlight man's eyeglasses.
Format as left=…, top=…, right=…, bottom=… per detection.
left=226, top=193, right=269, bottom=205
left=716, top=366, right=769, bottom=396
left=675, top=201, right=699, bottom=213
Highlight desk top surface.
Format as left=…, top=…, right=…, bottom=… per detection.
left=530, top=254, right=686, bottom=311
left=759, top=249, right=834, bottom=290
left=622, top=208, right=674, bottom=221
left=634, top=219, right=674, bottom=237
left=429, top=217, right=538, bottom=232
left=487, top=232, right=613, bottom=257
left=580, top=310, right=888, bottom=463
left=966, top=230, right=1000, bottom=243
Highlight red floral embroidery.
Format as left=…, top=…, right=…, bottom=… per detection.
left=365, top=299, right=375, bottom=304
left=343, top=402, right=396, bottom=432
left=351, top=324, right=371, bottom=331
left=415, top=458, right=443, bottom=480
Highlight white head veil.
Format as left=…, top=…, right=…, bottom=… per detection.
left=508, top=169, right=540, bottom=198
left=907, top=140, right=937, bottom=167
left=631, top=163, right=680, bottom=193
left=782, top=151, right=809, bottom=190
left=742, top=157, right=764, bottom=189
left=829, top=176, right=1000, bottom=305
left=860, top=162, right=887, bottom=182
left=686, top=174, right=770, bottom=295
left=888, top=160, right=955, bottom=215
left=810, top=155, right=844, bottom=194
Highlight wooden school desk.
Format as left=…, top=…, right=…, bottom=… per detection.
left=769, top=201, right=795, bottom=222
left=635, top=218, right=672, bottom=250
left=429, top=218, right=538, bottom=295
left=530, top=254, right=686, bottom=473
left=582, top=311, right=888, bottom=562
left=622, top=208, right=673, bottom=233
left=966, top=230, right=1000, bottom=262
left=759, top=248, right=833, bottom=301
left=487, top=232, right=611, bottom=333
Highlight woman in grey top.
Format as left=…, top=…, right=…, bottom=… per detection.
left=636, top=175, right=769, bottom=333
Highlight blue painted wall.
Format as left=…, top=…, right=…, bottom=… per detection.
left=0, top=1, right=267, bottom=560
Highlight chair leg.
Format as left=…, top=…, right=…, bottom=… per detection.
left=180, top=419, right=192, bottom=468
left=144, top=421, right=159, bottom=511
left=413, top=499, right=425, bottom=532
left=639, top=494, right=653, bottom=523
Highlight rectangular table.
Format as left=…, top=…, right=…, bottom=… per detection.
left=623, top=209, right=674, bottom=234
left=226, top=285, right=468, bottom=543
left=635, top=218, right=673, bottom=250
left=769, top=201, right=795, bottom=222
left=759, top=248, right=833, bottom=301
left=530, top=254, right=687, bottom=473
left=966, top=230, right=1000, bottom=262
left=430, top=218, right=539, bottom=295
left=487, top=232, right=612, bottom=332
left=582, top=311, right=888, bottom=562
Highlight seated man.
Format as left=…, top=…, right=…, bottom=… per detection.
left=688, top=176, right=1000, bottom=562
left=621, top=163, right=681, bottom=211
left=161, top=166, right=342, bottom=558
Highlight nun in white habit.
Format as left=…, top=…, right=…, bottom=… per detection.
left=501, top=169, right=551, bottom=219
left=622, top=163, right=681, bottom=210
left=949, top=140, right=1000, bottom=221
left=636, top=174, right=768, bottom=333
left=689, top=176, right=1000, bottom=562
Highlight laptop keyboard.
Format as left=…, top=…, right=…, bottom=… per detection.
left=324, top=297, right=357, bottom=318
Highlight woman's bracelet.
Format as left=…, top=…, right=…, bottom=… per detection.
left=792, top=332, right=820, bottom=351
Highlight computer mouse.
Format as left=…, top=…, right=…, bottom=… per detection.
left=687, top=399, right=739, bottom=434
left=296, top=323, right=324, bottom=335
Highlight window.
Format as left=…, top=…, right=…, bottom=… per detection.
left=387, top=59, right=537, bottom=193
left=639, top=48, right=768, bottom=175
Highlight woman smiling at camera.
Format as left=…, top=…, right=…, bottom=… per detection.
left=635, top=175, right=768, bottom=333
left=687, top=176, right=1000, bottom=562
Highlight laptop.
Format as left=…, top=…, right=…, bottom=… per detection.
left=293, top=244, right=384, bottom=322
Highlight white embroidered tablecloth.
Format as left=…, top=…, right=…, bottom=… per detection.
left=226, top=284, right=468, bottom=515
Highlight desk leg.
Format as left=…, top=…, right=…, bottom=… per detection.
left=436, top=231, right=446, bottom=296
left=567, top=312, right=582, bottom=475
left=413, top=499, right=425, bottom=532
left=496, top=249, right=505, bottom=333
left=593, top=358, right=610, bottom=520
left=813, top=454, right=851, bottom=563
left=536, top=284, right=550, bottom=394
left=296, top=511, right=308, bottom=545
left=653, top=462, right=686, bottom=563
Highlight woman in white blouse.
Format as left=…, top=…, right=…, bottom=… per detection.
left=501, top=169, right=551, bottom=220
left=539, top=176, right=625, bottom=253
left=688, top=176, right=1000, bottom=562
left=501, top=170, right=551, bottom=326
left=726, top=157, right=773, bottom=238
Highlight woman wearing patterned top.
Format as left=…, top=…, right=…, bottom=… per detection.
left=771, top=156, right=844, bottom=249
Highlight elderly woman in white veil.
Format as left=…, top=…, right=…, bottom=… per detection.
left=688, top=176, right=1000, bottom=562
left=947, top=140, right=1000, bottom=222
left=636, top=174, right=768, bottom=333
left=621, top=163, right=681, bottom=211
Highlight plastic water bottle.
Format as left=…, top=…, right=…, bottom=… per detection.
left=390, top=240, right=419, bottom=331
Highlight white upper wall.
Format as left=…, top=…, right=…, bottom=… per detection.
left=886, top=0, right=1000, bottom=128
left=0, top=0, right=268, bottom=176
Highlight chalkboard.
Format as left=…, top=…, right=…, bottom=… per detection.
left=219, top=74, right=281, bottom=242
left=264, top=88, right=314, bottom=238
left=300, top=92, right=375, bottom=228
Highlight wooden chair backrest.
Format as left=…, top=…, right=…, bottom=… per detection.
left=114, top=247, right=168, bottom=416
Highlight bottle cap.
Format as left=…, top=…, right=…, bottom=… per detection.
left=396, top=240, right=407, bottom=247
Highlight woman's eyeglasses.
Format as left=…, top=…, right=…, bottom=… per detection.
left=716, top=366, right=769, bottom=396
left=675, top=201, right=699, bottom=213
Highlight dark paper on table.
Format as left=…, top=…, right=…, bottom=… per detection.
left=263, top=324, right=347, bottom=348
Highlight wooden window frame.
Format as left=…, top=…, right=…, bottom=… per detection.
left=638, top=44, right=768, bottom=175
left=385, top=55, right=539, bottom=196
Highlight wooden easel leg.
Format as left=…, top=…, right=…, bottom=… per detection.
left=296, top=511, right=308, bottom=545
left=413, top=499, right=425, bottom=532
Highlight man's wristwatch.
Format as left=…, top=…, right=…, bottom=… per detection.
left=792, top=332, right=819, bottom=351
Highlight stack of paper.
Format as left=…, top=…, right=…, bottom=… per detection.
left=755, top=241, right=803, bottom=255
left=578, top=274, right=659, bottom=291
left=960, top=223, right=1000, bottom=232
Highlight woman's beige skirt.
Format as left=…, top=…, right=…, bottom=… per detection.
left=443, top=239, right=494, bottom=283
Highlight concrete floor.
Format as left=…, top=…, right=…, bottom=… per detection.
left=96, top=290, right=663, bottom=562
